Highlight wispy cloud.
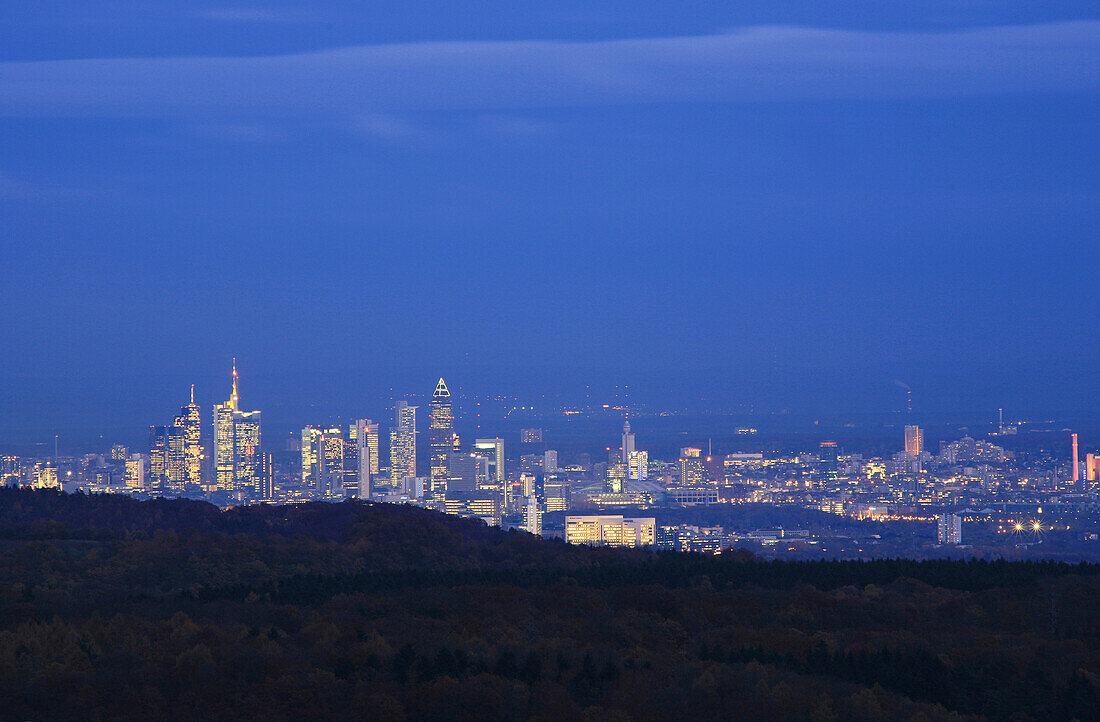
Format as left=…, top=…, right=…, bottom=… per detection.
left=196, top=7, right=323, bottom=23
left=0, top=23, right=1095, bottom=119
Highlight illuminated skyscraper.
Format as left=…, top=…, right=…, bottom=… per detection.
left=260, top=452, right=275, bottom=501
left=148, top=425, right=168, bottom=485
left=125, top=454, right=147, bottom=490
left=213, top=360, right=262, bottom=498
left=679, top=447, right=706, bottom=486
left=627, top=450, right=647, bottom=481
left=429, top=378, right=457, bottom=495
left=904, top=425, right=924, bottom=456
left=321, top=427, right=346, bottom=498
left=475, top=438, right=505, bottom=485
left=389, top=400, right=417, bottom=485
left=301, top=426, right=323, bottom=489
left=353, top=419, right=379, bottom=499
left=174, top=384, right=202, bottom=486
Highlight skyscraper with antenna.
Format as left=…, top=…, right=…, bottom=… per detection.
left=175, top=384, right=202, bottom=486
left=213, top=359, right=262, bottom=498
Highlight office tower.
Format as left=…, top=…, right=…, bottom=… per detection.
left=1087, top=453, right=1100, bottom=482
left=819, top=441, right=839, bottom=469
left=342, top=431, right=359, bottom=497
left=148, top=425, right=168, bottom=485
left=175, top=384, right=202, bottom=486
left=520, top=453, right=543, bottom=476
left=621, top=420, right=635, bottom=465
left=475, top=438, right=505, bottom=485
left=353, top=419, right=379, bottom=499
left=301, top=426, right=323, bottom=489
left=110, top=444, right=129, bottom=462
left=389, top=400, right=417, bottom=485
left=1072, top=433, right=1080, bottom=484
left=165, top=426, right=187, bottom=490
left=429, top=378, right=456, bottom=495
left=125, top=454, right=147, bottom=490
left=937, top=514, right=962, bottom=545
left=260, top=452, right=275, bottom=501
left=321, top=427, right=346, bottom=497
left=904, top=425, right=924, bottom=456
left=565, top=515, right=656, bottom=547
left=679, top=447, right=706, bottom=486
left=446, top=453, right=479, bottom=494
left=352, top=419, right=380, bottom=475
left=213, top=360, right=262, bottom=498
left=543, top=449, right=558, bottom=473
left=520, top=428, right=543, bottom=444
left=627, top=450, right=647, bottom=481
left=544, top=477, right=570, bottom=512
left=523, top=496, right=542, bottom=536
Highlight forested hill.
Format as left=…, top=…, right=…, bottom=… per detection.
left=0, top=488, right=1098, bottom=720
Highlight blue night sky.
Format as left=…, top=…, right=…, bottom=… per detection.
left=1, top=2, right=1098, bottom=434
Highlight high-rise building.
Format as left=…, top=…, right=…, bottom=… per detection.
left=627, top=450, right=647, bottom=481
left=543, top=449, right=559, bottom=473
left=474, top=438, right=505, bottom=485
left=175, top=384, right=202, bottom=486
left=148, top=425, right=168, bottom=486
left=125, top=454, right=147, bottom=491
left=165, top=425, right=187, bottom=490
left=621, top=420, right=635, bottom=465
left=904, top=425, right=924, bottom=456
left=301, top=426, right=323, bottom=489
left=429, top=378, right=457, bottom=495
left=213, top=360, right=262, bottom=498
left=679, top=447, right=706, bottom=486
left=353, top=419, right=379, bottom=499
left=110, top=444, right=129, bottom=462
left=390, top=400, right=417, bottom=486
left=523, top=496, right=543, bottom=536
left=520, top=428, right=543, bottom=444
left=260, top=452, right=275, bottom=501
left=937, top=514, right=962, bottom=545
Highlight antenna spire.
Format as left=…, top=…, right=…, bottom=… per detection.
left=190, top=383, right=195, bottom=405
left=230, top=358, right=239, bottom=410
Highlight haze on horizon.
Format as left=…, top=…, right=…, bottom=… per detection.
left=1, top=1, right=1098, bottom=431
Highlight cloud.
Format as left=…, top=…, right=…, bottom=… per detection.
left=196, top=8, right=323, bottom=23
left=0, top=23, right=1095, bottom=119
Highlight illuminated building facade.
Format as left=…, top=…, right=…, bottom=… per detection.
left=904, top=425, right=924, bottom=456
left=523, top=496, right=542, bottom=536
left=125, top=454, right=147, bottom=490
left=353, top=419, right=379, bottom=498
left=474, top=438, right=505, bottom=485
left=565, top=515, right=656, bottom=547
left=213, top=360, right=262, bottom=498
left=937, top=513, right=962, bottom=545
left=175, top=385, right=202, bottom=486
left=429, top=378, right=457, bottom=495
left=628, top=450, right=647, bottom=481
left=679, top=447, right=706, bottom=486
left=389, top=400, right=417, bottom=485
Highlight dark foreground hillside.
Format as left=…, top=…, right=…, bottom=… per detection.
left=0, top=489, right=1098, bottom=720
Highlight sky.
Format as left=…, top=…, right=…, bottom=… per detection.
left=1, top=1, right=1098, bottom=435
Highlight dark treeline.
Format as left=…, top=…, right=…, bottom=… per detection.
left=0, top=488, right=1098, bottom=720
